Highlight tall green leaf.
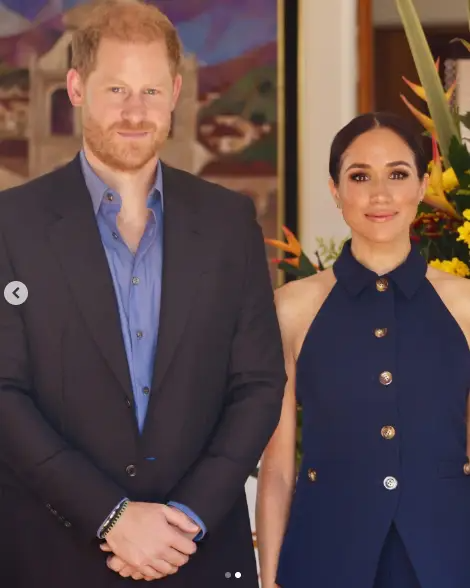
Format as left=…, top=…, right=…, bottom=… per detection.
left=395, top=0, right=460, bottom=165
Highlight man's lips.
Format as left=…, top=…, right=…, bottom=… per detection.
left=365, top=212, right=398, bottom=222
left=116, top=131, right=152, bottom=138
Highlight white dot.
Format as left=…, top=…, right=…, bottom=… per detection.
left=235, top=572, right=242, bottom=578
left=225, top=572, right=231, bottom=578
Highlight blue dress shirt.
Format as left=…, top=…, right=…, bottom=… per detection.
left=79, top=151, right=206, bottom=540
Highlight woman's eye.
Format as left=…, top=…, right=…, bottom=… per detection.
left=390, top=170, right=409, bottom=180
left=350, top=172, right=368, bottom=182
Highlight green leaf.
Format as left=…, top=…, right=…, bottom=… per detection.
left=456, top=189, right=470, bottom=195
left=448, top=135, right=470, bottom=187
left=395, top=0, right=460, bottom=165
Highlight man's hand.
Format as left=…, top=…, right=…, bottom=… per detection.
left=101, top=502, right=199, bottom=579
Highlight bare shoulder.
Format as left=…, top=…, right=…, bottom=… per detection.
left=427, top=265, right=470, bottom=336
left=274, top=268, right=336, bottom=352
left=427, top=265, right=470, bottom=299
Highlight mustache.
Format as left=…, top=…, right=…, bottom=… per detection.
left=110, top=121, right=156, bottom=132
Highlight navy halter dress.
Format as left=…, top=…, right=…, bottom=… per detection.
left=276, top=240, right=470, bottom=588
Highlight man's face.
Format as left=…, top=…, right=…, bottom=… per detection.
left=67, top=38, right=181, bottom=172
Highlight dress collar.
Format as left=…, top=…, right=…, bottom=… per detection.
left=332, top=239, right=427, bottom=299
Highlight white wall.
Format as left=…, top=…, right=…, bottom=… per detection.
left=296, top=0, right=353, bottom=257
left=374, top=0, right=468, bottom=26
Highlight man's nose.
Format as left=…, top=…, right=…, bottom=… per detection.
left=122, top=94, right=146, bottom=122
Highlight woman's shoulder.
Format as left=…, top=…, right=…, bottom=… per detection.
left=427, top=264, right=470, bottom=296
left=426, top=265, right=470, bottom=338
left=274, top=268, right=336, bottom=329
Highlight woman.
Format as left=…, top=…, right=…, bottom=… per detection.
left=256, top=112, right=470, bottom=588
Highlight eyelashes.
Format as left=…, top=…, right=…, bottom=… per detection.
left=349, top=170, right=410, bottom=182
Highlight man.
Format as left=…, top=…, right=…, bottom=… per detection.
left=0, top=1, right=286, bottom=586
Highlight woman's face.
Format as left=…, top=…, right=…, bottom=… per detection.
left=329, top=127, right=428, bottom=245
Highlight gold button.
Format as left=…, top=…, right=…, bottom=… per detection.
left=379, top=371, right=393, bottom=385
left=376, top=278, right=389, bottom=292
left=464, top=463, right=470, bottom=475
left=374, top=328, right=388, bottom=338
left=381, top=426, right=396, bottom=439
left=307, top=468, right=317, bottom=482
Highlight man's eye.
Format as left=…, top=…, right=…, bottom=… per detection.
left=110, top=87, right=123, bottom=93
left=145, top=89, right=159, bottom=95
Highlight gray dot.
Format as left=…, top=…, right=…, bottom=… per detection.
left=225, top=572, right=231, bottom=578
left=235, top=572, right=241, bottom=578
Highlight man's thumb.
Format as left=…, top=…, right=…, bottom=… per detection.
left=165, top=506, right=200, bottom=532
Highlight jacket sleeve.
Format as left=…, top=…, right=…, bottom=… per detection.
left=167, top=196, right=287, bottom=534
left=0, top=227, right=126, bottom=540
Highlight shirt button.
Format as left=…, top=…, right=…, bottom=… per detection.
left=307, top=468, right=317, bottom=482
left=126, top=464, right=137, bottom=477
left=112, top=232, right=119, bottom=240
left=136, top=331, right=143, bottom=339
left=381, top=425, right=396, bottom=439
left=143, top=386, right=150, bottom=395
left=374, top=328, right=388, bottom=338
left=132, top=277, right=140, bottom=285
left=383, top=476, right=398, bottom=490
left=106, top=193, right=113, bottom=201
left=379, top=371, right=393, bottom=385
left=376, top=277, right=389, bottom=292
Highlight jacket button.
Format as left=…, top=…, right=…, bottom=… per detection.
left=383, top=476, right=398, bottom=490
left=376, top=278, right=389, bottom=292
left=126, top=464, right=137, bottom=477
left=374, top=328, right=388, bottom=338
left=64, top=520, right=72, bottom=528
left=307, top=468, right=317, bottom=482
left=379, top=371, right=392, bottom=385
left=464, top=463, right=470, bottom=475
left=381, top=425, right=396, bottom=439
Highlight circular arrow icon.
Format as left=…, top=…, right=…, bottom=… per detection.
left=4, top=281, right=28, bottom=306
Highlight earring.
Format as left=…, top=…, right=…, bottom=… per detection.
left=336, top=201, right=341, bottom=209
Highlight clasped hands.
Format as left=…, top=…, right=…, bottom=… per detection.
left=100, top=502, right=200, bottom=581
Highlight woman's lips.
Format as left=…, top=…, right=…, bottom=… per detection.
left=365, top=212, right=398, bottom=222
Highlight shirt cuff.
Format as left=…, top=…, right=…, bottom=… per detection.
left=167, top=501, right=207, bottom=541
left=97, top=497, right=128, bottom=538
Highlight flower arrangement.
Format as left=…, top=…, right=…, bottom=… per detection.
left=395, top=0, right=470, bottom=275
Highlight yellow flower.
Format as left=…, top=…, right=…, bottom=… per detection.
left=463, top=209, right=470, bottom=221
left=425, top=135, right=460, bottom=218
left=457, top=221, right=470, bottom=246
left=429, top=258, right=470, bottom=277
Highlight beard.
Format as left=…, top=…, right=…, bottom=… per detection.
left=82, top=112, right=170, bottom=172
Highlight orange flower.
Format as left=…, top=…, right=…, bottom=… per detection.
left=400, top=58, right=455, bottom=134
left=265, top=226, right=302, bottom=257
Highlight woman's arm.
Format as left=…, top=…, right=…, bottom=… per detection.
left=256, top=285, right=298, bottom=588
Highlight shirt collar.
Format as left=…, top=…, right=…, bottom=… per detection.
left=79, top=149, right=163, bottom=215
left=332, top=239, right=427, bottom=299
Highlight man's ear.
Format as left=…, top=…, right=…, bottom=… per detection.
left=66, top=69, right=85, bottom=107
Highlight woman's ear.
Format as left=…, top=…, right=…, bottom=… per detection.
left=328, top=177, right=341, bottom=209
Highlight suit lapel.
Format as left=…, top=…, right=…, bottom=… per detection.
left=149, top=163, right=203, bottom=399
left=46, top=155, right=133, bottom=400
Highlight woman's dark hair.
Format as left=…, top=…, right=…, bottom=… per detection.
left=329, top=111, right=428, bottom=185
